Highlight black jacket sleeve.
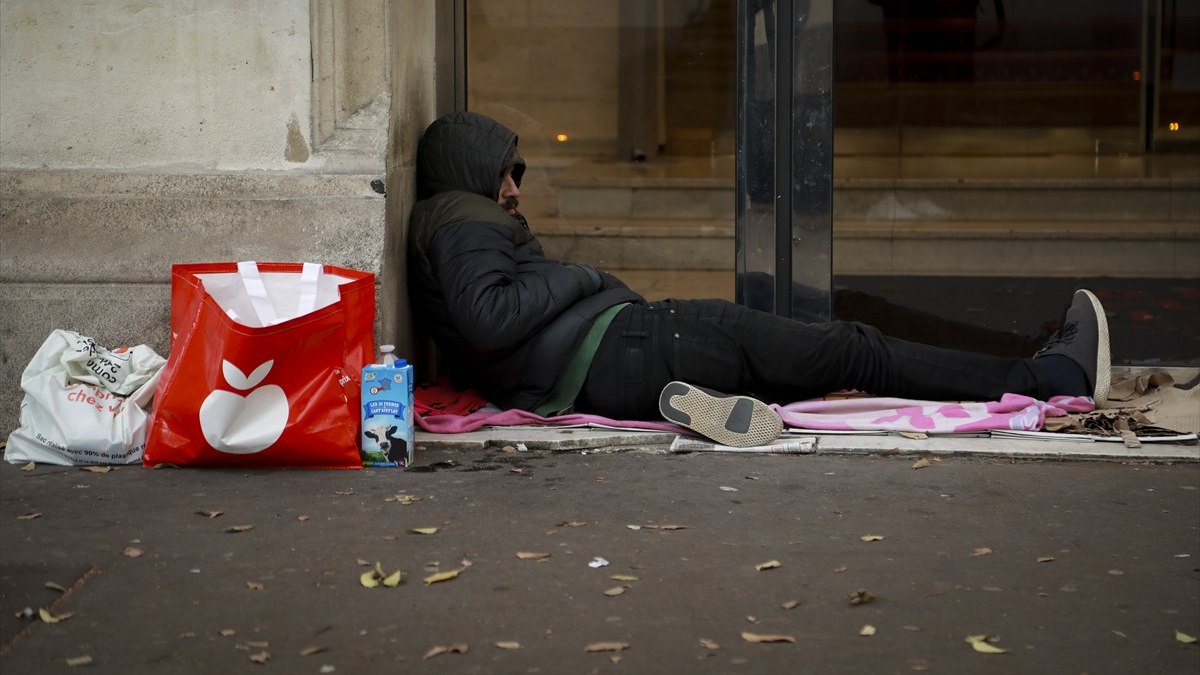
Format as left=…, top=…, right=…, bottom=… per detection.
left=426, top=220, right=601, bottom=354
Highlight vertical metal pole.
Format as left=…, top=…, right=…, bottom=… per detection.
left=436, top=0, right=467, bottom=115
left=736, top=0, right=833, bottom=321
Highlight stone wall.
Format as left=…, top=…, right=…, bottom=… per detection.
left=0, top=1, right=436, bottom=431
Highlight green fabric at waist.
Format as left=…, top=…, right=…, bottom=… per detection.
left=535, top=303, right=630, bottom=417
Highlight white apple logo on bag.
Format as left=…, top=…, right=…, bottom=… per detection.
left=199, top=359, right=289, bottom=454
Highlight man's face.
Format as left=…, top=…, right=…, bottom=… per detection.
left=497, top=165, right=520, bottom=216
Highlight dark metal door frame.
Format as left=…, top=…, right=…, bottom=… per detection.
left=736, top=0, right=834, bottom=322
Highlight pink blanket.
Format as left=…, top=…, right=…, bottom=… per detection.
left=416, top=394, right=1096, bottom=436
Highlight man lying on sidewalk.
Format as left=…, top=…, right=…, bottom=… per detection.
left=407, top=111, right=1109, bottom=447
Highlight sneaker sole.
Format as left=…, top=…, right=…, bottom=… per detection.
left=658, top=381, right=782, bottom=447
left=1078, top=289, right=1111, bottom=404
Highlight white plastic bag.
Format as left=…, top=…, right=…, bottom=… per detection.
left=5, top=330, right=166, bottom=466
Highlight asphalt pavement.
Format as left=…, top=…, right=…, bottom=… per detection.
left=2, top=447, right=1198, bottom=674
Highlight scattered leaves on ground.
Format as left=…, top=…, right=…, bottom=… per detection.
left=494, top=641, right=521, bottom=650
left=516, top=551, right=550, bottom=560
left=755, top=560, right=781, bottom=571
left=195, top=510, right=223, bottom=519
left=1177, top=630, right=1197, bottom=644
left=17, top=512, right=42, bottom=520
left=245, top=581, right=264, bottom=590
left=122, top=547, right=144, bottom=558
left=334, top=490, right=354, bottom=496
left=849, top=589, right=876, bottom=606
left=386, top=494, right=421, bottom=505
left=297, top=515, right=310, bottom=522
left=861, top=535, right=885, bottom=542
left=219, top=628, right=236, bottom=637
left=584, top=642, right=630, bottom=653
left=65, top=656, right=93, bottom=667
left=699, top=639, right=720, bottom=650
left=603, top=586, right=627, bottom=597
left=45, top=581, right=67, bottom=593
left=224, top=525, right=255, bottom=534
left=21, top=462, right=35, bottom=472
left=965, top=634, right=1007, bottom=654
left=1036, top=556, right=1055, bottom=563
left=741, top=632, right=795, bottom=644
left=408, top=527, right=439, bottom=535
left=558, top=520, right=587, bottom=527
left=300, top=645, right=328, bottom=656
left=81, top=466, right=113, bottom=473
left=781, top=600, right=801, bottom=610
left=610, top=574, right=639, bottom=582
left=971, top=547, right=993, bottom=557
left=642, top=524, right=688, bottom=530
left=249, top=650, right=270, bottom=664
left=424, top=644, right=469, bottom=659
left=860, top=625, right=877, bottom=636
left=911, top=458, right=932, bottom=469
left=833, top=565, right=848, bottom=574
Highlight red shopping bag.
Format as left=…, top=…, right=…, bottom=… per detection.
left=144, top=262, right=374, bottom=468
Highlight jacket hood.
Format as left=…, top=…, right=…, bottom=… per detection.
left=416, top=111, right=526, bottom=201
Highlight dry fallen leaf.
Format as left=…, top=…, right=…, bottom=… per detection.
left=297, top=515, right=310, bottom=522
left=224, top=525, right=255, bottom=533
left=609, top=574, right=639, bottom=582
left=584, top=642, right=630, bottom=653
left=219, top=629, right=236, bottom=637
left=385, top=494, right=421, bottom=505
left=900, top=431, right=928, bottom=440
left=833, top=565, right=848, bottom=574
left=195, top=510, right=223, bottom=519
left=965, top=634, right=1007, bottom=654
left=21, top=462, right=36, bottom=472
left=741, top=632, right=795, bottom=644
left=45, top=581, right=67, bottom=593
left=249, top=650, right=270, bottom=664
left=860, top=625, right=877, bottom=637
left=423, top=567, right=464, bottom=585
left=334, top=490, right=354, bottom=496
left=65, top=655, right=93, bottom=667
left=356, top=558, right=371, bottom=566
left=860, top=535, right=886, bottom=542
left=755, top=560, right=782, bottom=571
left=699, top=638, right=720, bottom=650
left=559, top=520, right=587, bottom=528
left=39, top=608, right=74, bottom=624
left=1177, top=630, right=1198, bottom=644
left=516, top=551, right=550, bottom=560
left=494, top=641, right=522, bottom=650
left=1036, top=556, right=1055, bottom=563
left=603, top=586, right=626, bottom=597
left=424, top=644, right=469, bottom=659
left=408, top=527, right=439, bottom=535
left=849, top=589, right=876, bottom=606
left=122, top=547, right=144, bottom=558
left=911, top=458, right=932, bottom=469
left=17, top=512, right=42, bottom=520
left=244, top=641, right=269, bottom=648
left=299, top=645, right=328, bottom=656
left=80, top=466, right=112, bottom=473
left=781, top=600, right=801, bottom=610
left=246, top=581, right=264, bottom=590
left=971, top=547, right=993, bottom=557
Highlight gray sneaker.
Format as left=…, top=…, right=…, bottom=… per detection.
left=1034, top=289, right=1111, bottom=403
left=658, top=381, right=782, bottom=447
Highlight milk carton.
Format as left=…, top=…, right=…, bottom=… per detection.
left=360, top=345, right=414, bottom=467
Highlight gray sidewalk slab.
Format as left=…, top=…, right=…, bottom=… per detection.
left=2, top=449, right=1198, bottom=675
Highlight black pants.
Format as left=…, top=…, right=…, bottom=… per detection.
left=575, top=299, right=1050, bottom=420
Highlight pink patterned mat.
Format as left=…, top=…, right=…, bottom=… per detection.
left=416, top=394, right=1096, bottom=437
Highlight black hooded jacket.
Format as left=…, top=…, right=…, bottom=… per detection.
left=408, top=112, right=643, bottom=411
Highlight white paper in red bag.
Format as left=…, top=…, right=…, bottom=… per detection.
left=5, top=330, right=166, bottom=465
